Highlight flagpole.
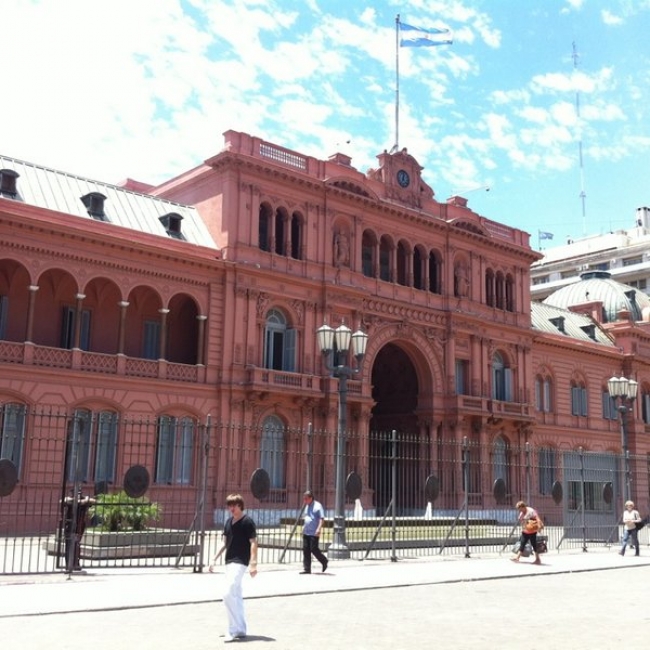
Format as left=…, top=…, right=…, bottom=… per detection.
left=395, top=13, right=400, bottom=151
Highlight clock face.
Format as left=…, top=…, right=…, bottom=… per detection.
left=397, top=169, right=410, bottom=188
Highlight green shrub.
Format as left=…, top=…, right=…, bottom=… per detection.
left=90, top=491, right=162, bottom=532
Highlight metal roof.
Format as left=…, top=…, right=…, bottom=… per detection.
left=0, top=155, right=217, bottom=249
left=542, top=271, right=650, bottom=323
left=531, top=301, right=615, bottom=346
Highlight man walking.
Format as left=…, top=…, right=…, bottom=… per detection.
left=209, top=494, right=258, bottom=643
left=300, top=490, right=328, bottom=574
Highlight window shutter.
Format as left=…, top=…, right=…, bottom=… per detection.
left=504, top=368, right=512, bottom=401
left=283, top=328, right=296, bottom=372
left=155, top=417, right=174, bottom=483
left=543, top=379, right=552, bottom=412
left=581, top=387, right=588, bottom=416
left=143, top=320, right=161, bottom=360
left=571, top=386, right=579, bottom=415
left=79, top=310, right=91, bottom=351
left=95, top=411, right=117, bottom=482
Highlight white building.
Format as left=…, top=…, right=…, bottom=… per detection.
left=531, top=207, right=650, bottom=301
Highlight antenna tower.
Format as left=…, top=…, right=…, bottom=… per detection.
left=572, top=42, right=587, bottom=236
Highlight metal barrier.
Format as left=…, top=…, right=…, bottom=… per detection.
left=1, top=407, right=648, bottom=574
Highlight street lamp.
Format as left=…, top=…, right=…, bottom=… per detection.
left=316, top=323, right=368, bottom=559
left=607, top=375, right=638, bottom=502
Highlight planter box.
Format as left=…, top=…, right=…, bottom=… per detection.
left=44, top=528, right=199, bottom=560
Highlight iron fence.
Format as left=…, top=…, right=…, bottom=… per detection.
left=1, top=406, right=649, bottom=574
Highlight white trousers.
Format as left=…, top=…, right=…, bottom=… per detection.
left=223, top=562, right=248, bottom=637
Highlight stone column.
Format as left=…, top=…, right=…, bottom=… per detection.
left=158, top=308, right=170, bottom=360
left=73, top=293, right=85, bottom=349
left=196, top=314, right=207, bottom=365
left=25, top=285, right=39, bottom=343
left=117, top=301, right=129, bottom=355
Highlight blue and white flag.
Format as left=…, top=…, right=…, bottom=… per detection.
left=539, top=231, right=554, bottom=240
left=400, top=22, right=453, bottom=47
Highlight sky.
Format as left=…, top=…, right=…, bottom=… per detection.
left=3, top=0, right=650, bottom=249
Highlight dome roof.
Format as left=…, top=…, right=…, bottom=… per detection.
left=542, top=271, right=650, bottom=323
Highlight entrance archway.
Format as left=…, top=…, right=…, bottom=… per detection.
left=369, top=342, right=429, bottom=514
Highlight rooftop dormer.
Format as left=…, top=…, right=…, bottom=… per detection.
left=0, top=169, right=19, bottom=199
left=80, top=192, right=108, bottom=220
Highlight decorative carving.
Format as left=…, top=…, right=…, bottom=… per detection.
left=291, top=300, right=304, bottom=324
left=256, top=292, right=270, bottom=317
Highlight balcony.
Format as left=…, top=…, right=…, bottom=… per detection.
left=244, top=366, right=323, bottom=396
left=447, top=393, right=533, bottom=421
left=0, top=341, right=204, bottom=383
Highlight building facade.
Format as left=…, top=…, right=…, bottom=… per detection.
left=531, top=206, right=650, bottom=301
left=1, top=131, right=650, bottom=542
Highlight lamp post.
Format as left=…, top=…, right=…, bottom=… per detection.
left=316, top=323, right=368, bottom=560
left=607, top=375, right=638, bottom=502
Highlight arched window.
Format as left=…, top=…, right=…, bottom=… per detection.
left=274, top=208, right=288, bottom=256
left=413, top=247, right=424, bottom=290
left=570, top=380, right=588, bottom=416
left=429, top=251, right=441, bottom=294
left=535, top=375, right=553, bottom=412
left=602, top=386, right=618, bottom=420
left=155, top=415, right=195, bottom=484
left=641, top=387, right=650, bottom=424
left=495, top=271, right=505, bottom=309
left=290, top=212, right=302, bottom=260
left=492, top=352, right=512, bottom=401
left=396, top=241, right=409, bottom=286
left=362, top=231, right=376, bottom=278
left=264, top=309, right=296, bottom=372
left=505, top=274, right=515, bottom=311
left=0, top=402, right=26, bottom=473
left=379, top=236, right=391, bottom=281
left=258, top=203, right=272, bottom=252
left=261, top=415, right=285, bottom=489
left=66, top=408, right=118, bottom=483
left=485, top=269, right=495, bottom=307
left=538, top=446, right=557, bottom=495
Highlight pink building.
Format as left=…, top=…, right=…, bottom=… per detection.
left=1, top=131, right=649, bottom=541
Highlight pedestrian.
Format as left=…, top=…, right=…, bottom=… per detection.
left=209, top=494, right=258, bottom=643
left=511, top=500, right=544, bottom=565
left=62, top=490, right=96, bottom=571
left=619, top=499, right=641, bottom=556
left=300, top=490, right=328, bottom=574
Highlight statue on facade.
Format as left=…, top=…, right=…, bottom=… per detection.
left=334, top=231, right=350, bottom=267
left=454, top=261, right=469, bottom=298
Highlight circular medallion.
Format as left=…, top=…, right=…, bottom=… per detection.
left=123, top=464, right=150, bottom=498
left=345, top=471, right=363, bottom=500
left=492, top=478, right=507, bottom=504
left=250, top=468, right=271, bottom=500
left=397, top=169, right=410, bottom=188
left=0, top=459, right=18, bottom=497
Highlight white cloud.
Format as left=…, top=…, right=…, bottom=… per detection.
left=601, top=10, right=623, bottom=25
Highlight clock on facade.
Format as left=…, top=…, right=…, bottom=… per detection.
left=396, top=169, right=410, bottom=188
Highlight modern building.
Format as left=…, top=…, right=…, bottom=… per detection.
left=1, top=131, right=650, bottom=547
left=531, top=206, right=650, bottom=301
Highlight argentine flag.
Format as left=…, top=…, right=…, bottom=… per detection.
left=400, top=22, right=453, bottom=47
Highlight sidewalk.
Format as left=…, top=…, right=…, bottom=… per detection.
left=1, top=546, right=647, bottom=619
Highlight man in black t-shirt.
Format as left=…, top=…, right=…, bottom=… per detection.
left=209, top=494, right=258, bottom=643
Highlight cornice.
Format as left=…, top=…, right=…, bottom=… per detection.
left=0, top=235, right=218, bottom=288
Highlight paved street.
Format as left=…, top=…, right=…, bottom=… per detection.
left=1, top=551, right=647, bottom=649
